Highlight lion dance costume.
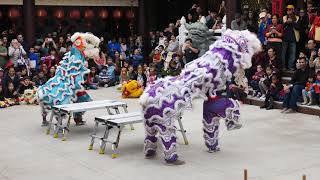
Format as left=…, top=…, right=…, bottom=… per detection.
left=38, top=32, right=100, bottom=126
left=140, top=30, right=261, bottom=165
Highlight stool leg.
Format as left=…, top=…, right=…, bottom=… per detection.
left=99, top=125, right=110, bottom=154
left=123, top=105, right=134, bottom=130
left=89, top=120, right=99, bottom=150
left=177, top=117, right=188, bottom=145
left=46, top=110, right=54, bottom=135
left=62, top=113, right=71, bottom=141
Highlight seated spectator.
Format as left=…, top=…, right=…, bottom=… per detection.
left=41, top=49, right=60, bottom=69
left=108, top=38, right=121, bottom=58
left=19, top=67, right=29, bottom=79
left=161, top=56, right=182, bottom=77
left=251, top=65, right=265, bottom=96
left=265, top=14, right=283, bottom=60
left=0, top=39, right=8, bottom=69
left=301, top=75, right=315, bottom=105
left=17, top=76, right=34, bottom=95
left=258, top=66, right=274, bottom=98
left=119, top=67, right=129, bottom=85
left=133, top=65, right=147, bottom=88
left=282, top=57, right=312, bottom=113
left=260, top=74, right=283, bottom=110
left=98, top=58, right=116, bottom=87
left=183, top=38, right=199, bottom=64
left=147, top=64, right=158, bottom=86
left=264, top=47, right=281, bottom=72
left=4, top=82, right=19, bottom=104
left=309, top=48, right=320, bottom=73
left=131, top=49, right=144, bottom=68
left=47, top=66, right=56, bottom=79
left=84, top=66, right=99, bottom=90
left=167, top=35, right=179, bottom=53
left=128, top=65, right=136, bottom=80
left=227, top=74, right=249, bottom=102
left=231, top=13, right=247, bottom=30
left=2, top=67, right=20, bottom=96
left=28, top=46, right=39, bottom=71
left=40, top=64, right=49, bottom=76
left=306, top=40, right=317, bottom=59
left=32, top=71, right=47, bottom=87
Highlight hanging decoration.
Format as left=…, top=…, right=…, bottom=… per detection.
left=54, top=9, right=65, bottom=19
left=112, top=9, right=123, bottom=19
left=8, top=8, right=21, bottom=19
left=84, top=9, right=95, bottom=20
left=69, top=9, right=81, bottom=20
left=99, top=9, right=108, bottom=19
left=36, top=8, right=47, bottom=18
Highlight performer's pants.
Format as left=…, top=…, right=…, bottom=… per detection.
left=203, top=97, right=241, bottom=151
left=144, top=119, right=178, bottom=162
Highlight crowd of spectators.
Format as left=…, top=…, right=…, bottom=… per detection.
left=1, top=1, right=320, bottom=114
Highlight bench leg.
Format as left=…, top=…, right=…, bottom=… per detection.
left=53, top=113, right=63, bottom=138
left=99, top=125, right=110, bottom=154
left=123, top=106, right=135, bottom=130
left=46, top=110, right=55, bottom=135
left=111, top=143, right=119, bottom=159
left=89, top=120, right=99, bottom=150
left=177, top=117, right=188, bottom=145
left=61, top=113, right=71, bottom=141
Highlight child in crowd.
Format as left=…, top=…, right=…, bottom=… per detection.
left=258, top=66, right=273, bottom=98
left=260, top=75, right=283, bottom=110
left=28, top=47, right=39, bottom=71
left=32, top=71, right=47, bottom=87
left=18, top=76, right=35, bottom=95
left=119, top=67, right=129, bottom=84
left=98, top=58, right=116, bottom=87
left=5, top=82, right=19, bottom=105
left=147, top=64, right=158, bottom=86
left=20, top=67, right=29, bottom=79
left=309, top=48, right=320, bottom=73
left=301, top=75, right=315, bottom=105
left=98, top=66, right=109, bottom=87
left=128, top=65, right=135, bottom=80
left=84, top=66, right=99, bottom=90
left=47, top=66, right=56, bottom=79
left=250, top=65, right=265, bottom=96
left=131, top=49, right=144, bottom=68
left=133, top=65, right=147, bottom=88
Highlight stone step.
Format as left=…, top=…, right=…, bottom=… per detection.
left=244, top=96, right=320, bottom=116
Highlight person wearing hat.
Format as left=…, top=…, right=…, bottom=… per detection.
left=282, top=4, right=300, bottom=71
left=258, top=11, right=271, bottom=45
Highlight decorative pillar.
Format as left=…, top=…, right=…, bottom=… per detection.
left=23, top=0, right=35, bottom=46
left=138, top=0, right=151, bottom=62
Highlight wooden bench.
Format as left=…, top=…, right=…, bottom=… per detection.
left=89, top=112, right=189, bottom=158
left=46, top=100, right=131, bottom=141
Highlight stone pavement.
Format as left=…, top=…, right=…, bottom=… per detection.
left=0, top=87, right=319, bottom=180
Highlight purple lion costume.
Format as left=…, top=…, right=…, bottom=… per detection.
left=140, top=30, right=261, bottom=165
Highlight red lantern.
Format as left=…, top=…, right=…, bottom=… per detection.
left=126, top=9, right=135, bottom=19
left=84, top=9, right=95, bottom=19
left=37, top=8, right=47, bottom=18
left=8, top=8, right=21, bottom=19
left=69, top=9, right=81, bottom=20
left=99, top=9, right=108, bottom=19
left=54, top=9, right=64, bottom=19
left=112, top=9, right=122, bottom=19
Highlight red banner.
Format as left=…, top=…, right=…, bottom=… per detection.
left=272, top=0, right=283, bottom=17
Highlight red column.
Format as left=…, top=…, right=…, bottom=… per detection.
left=23, top=0, right=35, bottom=46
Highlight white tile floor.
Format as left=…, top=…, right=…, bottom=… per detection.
left=0, top=87, right=319, bottom=180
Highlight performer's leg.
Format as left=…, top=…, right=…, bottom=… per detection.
left=41, top=103, right=49, bottom=126
left=203, top=100, right=221, bottom=152
left=144, top=120, right=158, bottom=158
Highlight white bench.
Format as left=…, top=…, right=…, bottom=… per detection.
left=89, top=112, right=189, bottom=159
left=46, top=100, right=131, bottom=141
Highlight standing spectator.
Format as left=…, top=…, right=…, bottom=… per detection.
left=258, top=12, right=271, bottom=45
left=17, top=34, right=28, bottom=51
left=206, top=10, right=218, bottom=29
left=8, top=39, right=26, bottom=68
left=282, top=5, right=300, bottom=70
left=2, top=36, right=9, bottom=48
left=41, top=37, right=57, bottom=57
left=57, top=36, right=67, bottom=57
left=247, top=10, right=258, bottom=33
left=183, top=38, right=199, bottom=64
left=282, top=57, right=312, bottom=113
left=231, top=13, right=247, bottom=31
left=265, top=14, right=283, bottom=61
left=0, top=39, right=8, bottom=69
left=297, top=9, right=309, bottom=55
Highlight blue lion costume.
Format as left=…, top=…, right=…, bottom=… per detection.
left=38, top=32, right=100, bottom=126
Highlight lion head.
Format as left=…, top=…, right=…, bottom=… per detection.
left=71, top=32, right=100, bottom=60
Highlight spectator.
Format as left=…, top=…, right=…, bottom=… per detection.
left=258, top=66, right=274, bottom=98
left=183, top=38, right=199, bottom=64
left=98, top=58, right=116, bottom=87
left=282, top=5, right=300, bottom=71
left=17, top=34, right=28, bottom=51
left=119, top=67, right=129, bottom=85
left=41, top=37, right=57, bottom=56
left=282, top=57, right=313, bottom=113
left=47, top=66, right=56, bottom=79
left=32, top=71, right=47, bottom=87
left=2, top=67, right=20, bottom=96
left=247, top=10, right=258, bottom=33
left=131, top=49, right=144, bottom=68
left=301, top=75, right=315, bottom=105
left=147, top=64, right=157, bottom=85
left=258, top=12, right=271, bottom=45
left=297, top=9, right=309, bottom=55
left=309, top=48, right=320, bottom=73
left=41, top=49, right=60, bottom=69
left=40, top=64, right=48, bottom=76
left=133, top=65, right=147, bottom=88
left=251, top=65, right=265, bottom=96
left=231, top=13, right=247, bottom=31
left=84, top=66, right=99, bottom=90
left=206, top=10, right=218, bottom=29
left=265, top=14, right=283, bottom=61
left=227, top=75, right=249, bottom=102
left=306, top=40, right=317, bottom=59
left=28, top=46, right=39, bottom=71
left=167, top=35, right=179, bottom=53
left=128, top=65, right=135, bottom=80
left=2, top=36, right=9, bottom=48
left=0, top=39, right=8, bottom=69
left=57, top=36, right=67, bottom=57
left=17, top=76, right=34, bottom=95
left=4, top=82, right=19, bottom=104
left=264, top=47, right=281, bottom=72
left=8, top=39, right=26, bottom=68
left=260, top=74, right=283, bottom=110
left=108, top=38, right=121, bottom=58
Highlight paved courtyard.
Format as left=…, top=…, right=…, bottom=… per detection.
left=0, top=87, right=319, bottom=180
